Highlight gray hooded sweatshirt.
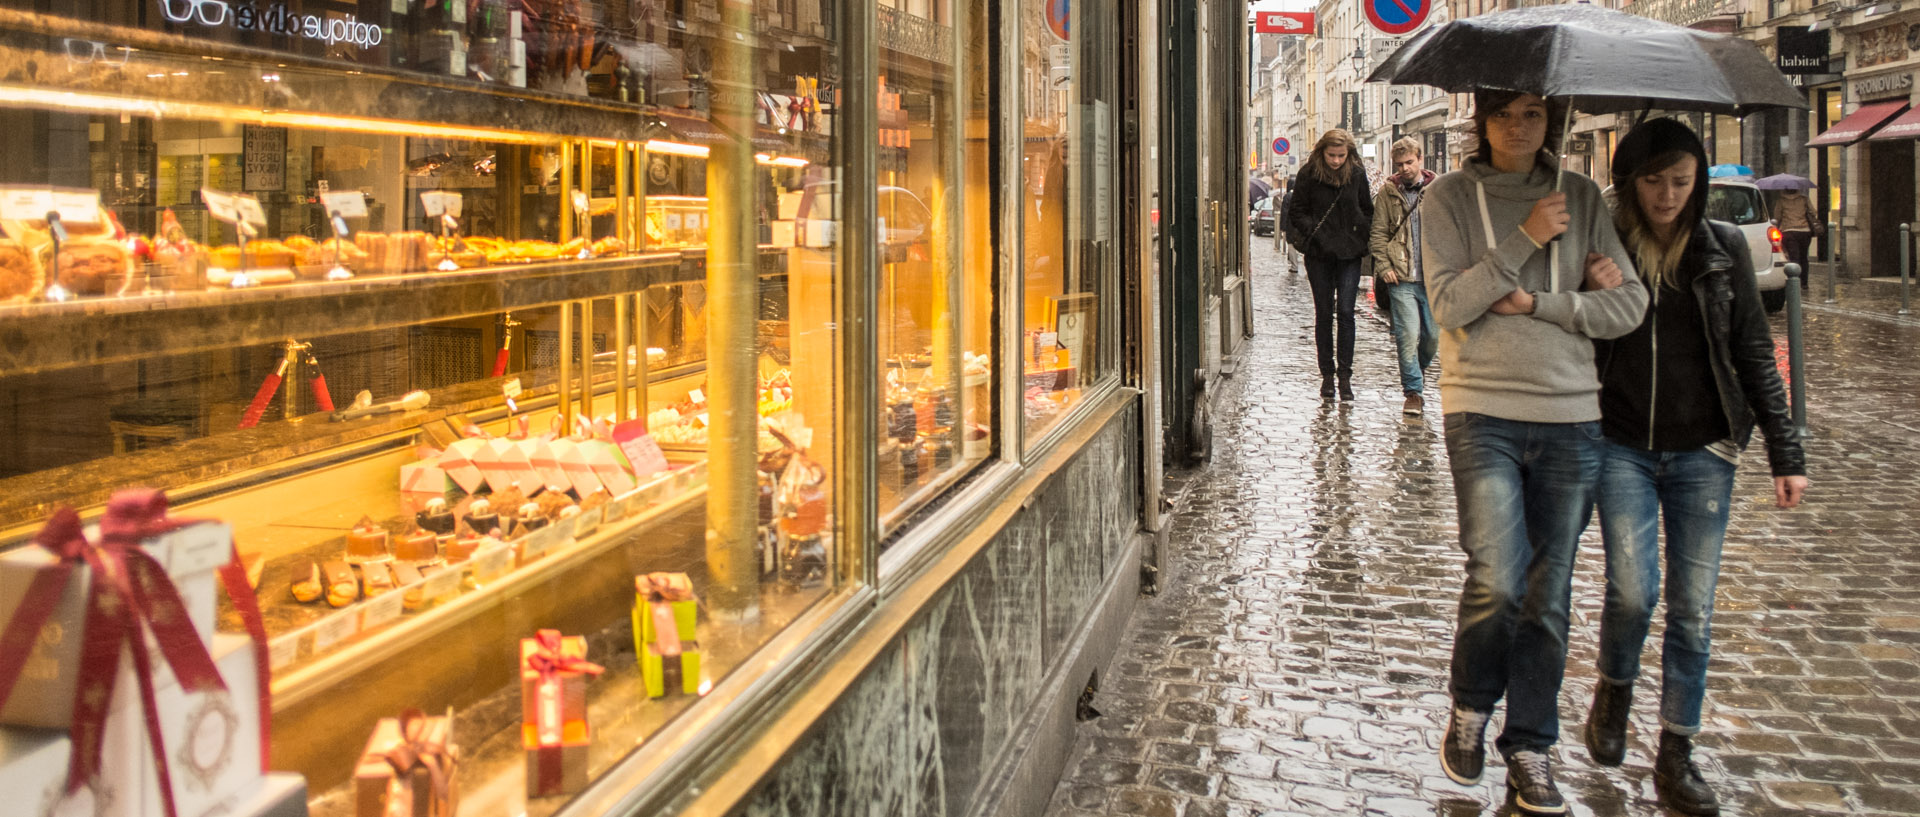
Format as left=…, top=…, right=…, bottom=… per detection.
left=1421, top=158, right=1649, bottom=423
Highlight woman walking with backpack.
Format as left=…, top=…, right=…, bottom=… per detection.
left=1286, top=128, right=1374, bottom=400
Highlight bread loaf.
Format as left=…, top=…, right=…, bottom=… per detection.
left=55, top=241, right=130, bottom=295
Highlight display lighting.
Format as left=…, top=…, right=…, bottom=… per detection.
left=644, top=139, right=712, bottom=158
left=0, top=85, right=556, bottom=144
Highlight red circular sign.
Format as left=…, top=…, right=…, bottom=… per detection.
left=1364, top=0, right=1428, bottom=36
left=1046, top=0, right=1070, bottom=41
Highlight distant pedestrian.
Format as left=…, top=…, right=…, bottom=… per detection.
left=1771, top=187, right=1820, bottom=289
left=1585, top=118, right=1807, bottom=817
left=1285, top=128, right=1374, bottom=401
left=1422, top=89, right=1649, bottom=816
left=1279, top=182, right=1297, bottom=272
left=1369, top=137, right=1439, bottom=416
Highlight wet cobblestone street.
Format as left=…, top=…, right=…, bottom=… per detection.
left=1045, top=241, right=1920, bottom=816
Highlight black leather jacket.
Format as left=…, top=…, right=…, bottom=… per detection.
left=1597, top=220, right=1805, bottom=477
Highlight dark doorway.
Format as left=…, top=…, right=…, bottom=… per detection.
left=1868, top=139, right=1914, bottom=278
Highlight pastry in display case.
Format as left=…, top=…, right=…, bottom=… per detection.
left=642, top=196, right=710, bottom=250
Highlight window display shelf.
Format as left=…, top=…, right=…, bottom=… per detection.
left=0, top=248, right=800, bottom=376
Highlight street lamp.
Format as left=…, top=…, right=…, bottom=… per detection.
left=1293, top=93, right=1304, bottom=113
left=1351, top=44, right=1366, bottom=73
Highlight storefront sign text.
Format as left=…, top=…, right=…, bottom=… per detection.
left=161, top=0, right=383, bottom=49
left=1853, top=72, right=1913, bottom=99
left=1776, top=25, right=1830, bottom=75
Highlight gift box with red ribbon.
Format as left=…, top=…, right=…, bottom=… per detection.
left=104, top=635, right=264, bottom=817
left=631, top=573, right=701, bottom=698
left=519, top=630, right=601, bottom=797
left=0, top=490, right=272, bottom=817
left=353, top=710, right=458, bottom=817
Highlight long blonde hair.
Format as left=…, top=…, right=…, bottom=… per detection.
left=1613, top=149, right=1696, bottom=290
left=1307, top=129, right=1358, bottom=187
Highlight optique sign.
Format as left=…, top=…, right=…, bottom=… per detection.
left=160, top=0, right=384, bottom=48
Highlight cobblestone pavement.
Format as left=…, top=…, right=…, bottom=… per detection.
left=1046, top=241, right=1920, bottom=816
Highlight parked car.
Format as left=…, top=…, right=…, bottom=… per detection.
left=1249, top=195, right=1275, bottom=237
left=1706, top=175, right=1790, bottom=313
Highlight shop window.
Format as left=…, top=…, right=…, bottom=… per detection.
left=1022, top=0, right=1118, bottom=442
left=874, top=0, right=994, bottom=534
left=0, top=3, right=847, bottom=814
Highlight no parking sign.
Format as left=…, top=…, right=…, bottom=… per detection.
left=1365, top=0, right=1429, bottom=35
left=1272, top=137, right=1290, bottom=156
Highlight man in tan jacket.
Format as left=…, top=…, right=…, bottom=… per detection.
left=1369, top=138, right=1439, bottom=416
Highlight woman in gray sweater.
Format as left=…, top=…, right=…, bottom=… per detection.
left=1422, top=89, right=1649, bottom=816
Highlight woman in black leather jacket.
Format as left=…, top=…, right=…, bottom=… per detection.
left=1582, top=119, right=1808, bottom=817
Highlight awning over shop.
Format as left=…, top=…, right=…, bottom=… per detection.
left=1807, top=100, right=1907, bottom=147
left=1868, top=105, right=1920, bottom=141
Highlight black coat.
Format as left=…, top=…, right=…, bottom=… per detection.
left=1286, top=165, right=1373, bottom=260
left=1595, top=220, right=1805, bottom=476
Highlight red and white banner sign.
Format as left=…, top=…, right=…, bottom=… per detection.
left=1254, top=11, right=1315, bottom=34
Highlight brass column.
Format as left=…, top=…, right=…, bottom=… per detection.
left=705, top=0, right=760, bottom=618
left=578, top=299, right=594, bottom=421
left=558, top=302, right=575, bottom=421
left=614, top=297, right=631, bottom=421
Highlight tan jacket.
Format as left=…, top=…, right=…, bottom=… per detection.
left=1369, top=171, right=1433, bottom=283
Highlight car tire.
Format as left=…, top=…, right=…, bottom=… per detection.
left=1762, top=288, right=1786, bottom=313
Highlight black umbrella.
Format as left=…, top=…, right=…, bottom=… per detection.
left=1367, top=4, right=1805, bottom=117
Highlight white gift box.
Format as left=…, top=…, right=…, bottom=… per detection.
left=524, top=440, right=574, bottom=495
left=105, top=634, right=263, bottom=817
left=437, top=439, right=489, bottom=495
left=0, top=726, right=114, bottom=817
left=548, top=440, right=605, bottom=497
left=0, top=521, right=228, bottom=730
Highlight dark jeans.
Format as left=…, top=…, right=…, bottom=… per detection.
left=1444, top=412, right=1603, bottom=754
left=1781, top=230, right=1814, bottom=288
left=1594, top=440, right=1737, bottom=735
left=1304, top=256, right=1362, bottom=377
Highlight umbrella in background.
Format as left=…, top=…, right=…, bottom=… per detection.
left=1755, top=173, right=1817, bottom=190
left=1249, top=177, right=1272, bottom=208
left=1709, top=164, right=1755, bottom=179
left=1366, top=4, right=1806, bottom=116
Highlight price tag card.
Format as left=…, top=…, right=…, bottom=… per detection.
left=571, top=506, right=603, bottom=537
left=0, top=187, right=50, bottom=221
left=311, top=608, right=360, bottom=652
left=688, top=388, right=706, bottom=405
left=200, top=188, right=241, bottom=224
left=234, top=194, right=269, bottom=228
left=321, top=190, right=369, bottom=219
left=422, top=567, right=461, bottom=603
left=361, top=591, right=405, bottom=628
left=49, top=190, right=101, bottom=223
left=471, top=545, right=512, bottom=582
left=503, top=378, right=523, bottom=399
left=519, top=528, right=553, bottom=562
left=268, top=631, right=305, bottom=671
left=613, top=419, right=670, bottom=477
left=420, top=191, right=465, bottom=218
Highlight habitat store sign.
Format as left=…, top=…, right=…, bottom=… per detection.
left=1775, top=25, right=1830, bottom=75
left=160, top=0, right=384, bottom=48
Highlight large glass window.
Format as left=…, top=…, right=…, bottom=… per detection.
left=1022, top=0, right=1117, bottom=441
left=874, top=0, right=993, bottom=532
left=0, top=0, right=845, bottom=812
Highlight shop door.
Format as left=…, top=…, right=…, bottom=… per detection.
left=1869, top=139, right=1914, bottom=278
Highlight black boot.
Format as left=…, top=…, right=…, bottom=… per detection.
left=1321, top=375, right=1337, bottom=399
left=1655, top=730, right=1720, bottom=816
left=1337, top=374, right=1355, bottom=401
left=1584, top=679, right=1632, bottom=767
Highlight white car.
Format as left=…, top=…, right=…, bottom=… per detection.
left=1705, top=177, right=1790, bottom=312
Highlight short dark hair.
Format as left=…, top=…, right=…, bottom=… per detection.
left=1470, top=89, right=1566, bottom=167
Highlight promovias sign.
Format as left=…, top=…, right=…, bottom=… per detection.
left=1255, top=11, right=1315, bottom=34
left=160, top=0, right=384, bottom=48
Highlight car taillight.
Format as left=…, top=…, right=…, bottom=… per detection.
left=1768, top=225, right=1783, bottom=254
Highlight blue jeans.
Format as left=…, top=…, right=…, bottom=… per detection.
left=1444, top=413, right=1603, bottom=754
left=1385, top=280, right=1438, bottom=394
left=1304, top=256, right=1362, bottom=376
left=1594, top=440, right=1737, bottom=735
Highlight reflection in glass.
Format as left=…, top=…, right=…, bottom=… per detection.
left=1021, top=0, right=1115, bottom=440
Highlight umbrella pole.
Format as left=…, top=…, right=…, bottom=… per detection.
left=1554, top=102, right=1574, bottom=194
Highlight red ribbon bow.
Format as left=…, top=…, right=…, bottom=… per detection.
left=526, top=629, right=604, bottom=680
left=0, top=490, right=272, bottom=817
left=375, top=710, right=456, bottom=817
